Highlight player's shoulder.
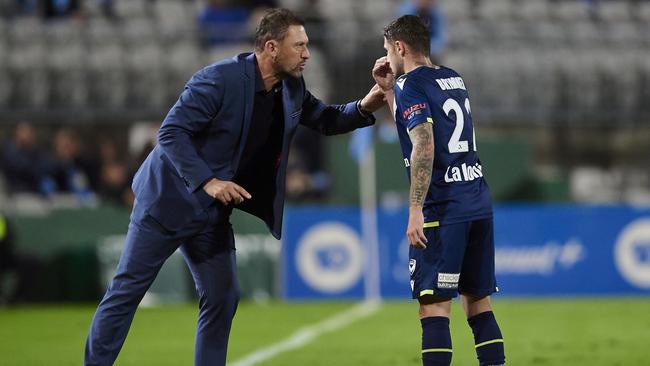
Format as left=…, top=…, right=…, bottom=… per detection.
left=398, top=65, right=458, bottom=91
left=395, top=70, right=425, bottom=94
left=417, top=65, right=463, bottom=83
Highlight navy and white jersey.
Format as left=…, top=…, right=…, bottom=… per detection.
left=394, top=65, right=492, bottom=225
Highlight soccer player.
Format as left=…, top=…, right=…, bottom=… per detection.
left=84, top=8, right=385, bottom=366
left=372, top=15, right=506, bottom=366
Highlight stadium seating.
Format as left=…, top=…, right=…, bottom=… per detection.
left=0, top=0, right=647, bottom=126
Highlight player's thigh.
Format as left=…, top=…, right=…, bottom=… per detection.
left=409, top=222, right=469, bottom=300
left=458, top=218, right=497, bottom=297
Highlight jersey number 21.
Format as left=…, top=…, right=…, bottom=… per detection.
left=443, top=98, right=477, bottom=154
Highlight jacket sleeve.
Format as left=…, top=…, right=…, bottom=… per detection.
left=157, top=70, right=223, bottom=192
left=298, top=79, right=375, bottom=136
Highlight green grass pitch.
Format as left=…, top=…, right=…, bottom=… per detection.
left=1, top=298, right=649, bottom=365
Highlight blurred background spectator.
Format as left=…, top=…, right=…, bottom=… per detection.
left=48, top=128, right=92, bottom=197
left=198, top=0, right=251, bottom=48
left=399, top=0, right=447, bottom=62
left=95, top=138, right=132, bottom=206
left=39, top=0, right=82, bottom=20
left=1, top=122, right=49, bottom=195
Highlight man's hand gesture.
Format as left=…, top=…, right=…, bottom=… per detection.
left=203, top=178, right=251, bottom=205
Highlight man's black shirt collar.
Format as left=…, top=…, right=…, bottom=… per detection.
left=254, top=57, right=283, bottom=95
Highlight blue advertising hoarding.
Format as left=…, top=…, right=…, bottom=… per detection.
left=282, top=205, right=650, bottom=299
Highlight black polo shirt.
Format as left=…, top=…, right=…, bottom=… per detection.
left=234, top=59, right=285, bottom=205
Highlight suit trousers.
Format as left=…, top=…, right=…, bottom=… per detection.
left=84, top=201, right=239, bottom=366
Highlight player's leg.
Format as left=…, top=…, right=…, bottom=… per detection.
left=459, top=218, right=505, bottom=366
left=84, top=206, right=192, bottom=366
left=419, top=295, right=453, bottom=366
left=410, top=222, right=469, bottom=366
left=461, top=293, right=493, bottom=318
left=461, top=294, right=504, bottom=366
left=181, top=221, right=239, bottom=366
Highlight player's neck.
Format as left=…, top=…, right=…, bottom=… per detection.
left=404, top=56, right=434, bottom=74
left=255, top=52, right=282, bottom=92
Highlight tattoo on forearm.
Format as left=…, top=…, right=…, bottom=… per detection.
left=408, top=123, right=434, bottom=207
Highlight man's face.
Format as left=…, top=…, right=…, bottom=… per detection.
left=15, top=123, right=36, bottom=148
left=273, top=25, right=310, bottom=79
left=384, top=38, right=404, bottom=76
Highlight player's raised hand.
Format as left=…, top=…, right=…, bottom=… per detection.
left=202, top=178, right=252, bottom=205
left=372, top=56, right=395, bottom=91
left=406, top=207, right=428, bottom=249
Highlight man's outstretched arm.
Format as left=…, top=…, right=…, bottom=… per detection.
left=298, top=80, right=384, bottom=135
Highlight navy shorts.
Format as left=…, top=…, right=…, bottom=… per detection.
left=409, top=218, right=498, bottom=299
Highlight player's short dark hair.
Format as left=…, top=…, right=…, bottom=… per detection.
left=254, top=8, right=305, bottom=51
left=383, top=15, right=430, bottom=56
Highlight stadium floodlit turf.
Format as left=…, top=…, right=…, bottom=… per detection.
left=0, top=298, right=648, bottom=365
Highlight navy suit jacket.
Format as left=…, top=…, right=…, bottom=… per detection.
left=132, top=53, right=375, bottom=239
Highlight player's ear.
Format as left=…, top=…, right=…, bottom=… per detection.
left=395, top=41, right=406, bottom=57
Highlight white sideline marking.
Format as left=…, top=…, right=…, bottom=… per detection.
left=230, top=300, right=381, bottom=366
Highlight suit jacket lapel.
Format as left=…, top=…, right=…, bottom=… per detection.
left=281, top=81, right=292, bottom=138
left=234, top=53, right=256, bottom=170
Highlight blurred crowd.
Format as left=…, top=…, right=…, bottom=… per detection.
left=0, top=120, right=333, bottom=206
left=2, top=0, right=644, bottom=49
left=0, top=0, right=329, bottom=49
left=1, top=0, right=649, bottom=208
left=0, top=122, right=157, bottom=206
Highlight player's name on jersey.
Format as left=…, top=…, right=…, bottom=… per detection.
left=444, top=162, right=483, bottom=183
left=435, top=77, right=467, bottom=91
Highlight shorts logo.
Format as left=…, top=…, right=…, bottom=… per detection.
left=437, top=273, right=459, bottom=289
left=409, top=259, right=416, bottom=276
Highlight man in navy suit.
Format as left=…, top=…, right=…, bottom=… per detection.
left=84, top=8, right=385, bottom=366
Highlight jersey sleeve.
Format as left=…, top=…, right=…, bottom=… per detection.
left=396, top=79, right=433, bottom=131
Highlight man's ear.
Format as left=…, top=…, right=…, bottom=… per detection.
left=265, top=40, right=279, bottom=56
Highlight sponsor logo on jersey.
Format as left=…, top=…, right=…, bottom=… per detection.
left=436, top=77, right=467, bottom=91
left=444, top=162, right=484, bottom=183
left=403, top=103, right=427, bottom=120
left=437, top=272, right=460, bottom=289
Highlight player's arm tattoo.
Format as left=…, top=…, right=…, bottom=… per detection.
left=408, top=122, right=434, bottom=208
